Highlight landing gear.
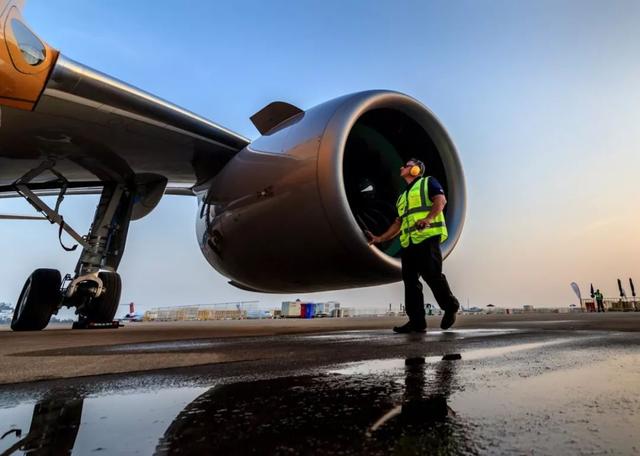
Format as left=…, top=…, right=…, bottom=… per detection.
left=9, top=163, right=166, bottom=331
left=60, top=182, right=132, bottom=327
left=11, top=269, right=62, bottom=331
left=10, top=166, right=134, bottom=331
left=82, top=271, right=122, bottom=323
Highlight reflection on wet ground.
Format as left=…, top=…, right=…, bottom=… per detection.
left=0, top=392, right=83, bottom=455
left=1, top=328, right=639, bottom=454
left=155, top=357, right=473, bottom=455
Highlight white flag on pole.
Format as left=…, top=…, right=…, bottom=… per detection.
left=570, top=282, right=581, bottom=300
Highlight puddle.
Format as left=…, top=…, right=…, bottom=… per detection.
left=329, top=357, right=442, bottom=376
left=101, top=340, right=224, bottom=353
left=0, top=351, right=475, bottom=455
left=1, top=331, right=639, bottom=455
left=462, top=337, right=575, bottom=360
left=153, top=358, right=474, bottom=456
left=428, top=328, right=519, bottom=335
left=330, top=335, right=573, bottom=376
left=462, top=334, right=609, bottom=360
left=303, top=328, right=519, bottom=342
left=426, top=328, right=520, bottom=339
left=301, top=330, right=381, bottom=341
left=528, top=319, right=582, bottom=324
left=0, top=365, right=476, bottom=455
left=0, top=387, right=208, bottom=455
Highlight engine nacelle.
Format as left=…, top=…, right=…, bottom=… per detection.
left=196, top=90, right=466, bottom=292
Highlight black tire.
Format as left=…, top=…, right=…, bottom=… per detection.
left=11, top=269, right=61, bottom=331
left=85, top=272, right=121, bottom=322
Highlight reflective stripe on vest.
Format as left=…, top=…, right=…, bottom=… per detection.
left=396, top=176, right=448, bottom=247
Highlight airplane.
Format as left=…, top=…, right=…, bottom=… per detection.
left=119, top=302, right=144, bottom=322
left=0, top=1, right=466, bottom=331
left=245, top=309, right=274, bottom=320
left=464, top=306, right=484, bottom=314
left=0, top=302, right=14, bottom=321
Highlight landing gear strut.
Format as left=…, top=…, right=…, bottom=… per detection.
left=61, top=182, right=131, bottom=325
left=10, top=162, right=134, bottom=330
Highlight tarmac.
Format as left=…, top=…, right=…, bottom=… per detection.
left=1, top=312, right=640, bottom=454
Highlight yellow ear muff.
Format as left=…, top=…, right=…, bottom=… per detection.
left=410, top=165, right=421, bottom=177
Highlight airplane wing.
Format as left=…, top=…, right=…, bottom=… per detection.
left=1, top=1, right=467, bottom=327
left=0, top=1, right=249, bottom=198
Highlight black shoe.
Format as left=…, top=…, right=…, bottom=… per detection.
left=440, top=303, right=460, bottom=330
left=412, top=321, right=427, bottom=333
left=393, top=321, right=426, bottom=334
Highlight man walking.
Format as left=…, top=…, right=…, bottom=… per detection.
left=367, top=158, right=460, bottom=333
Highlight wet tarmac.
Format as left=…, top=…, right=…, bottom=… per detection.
left=1, top=318, right=640, bottom=455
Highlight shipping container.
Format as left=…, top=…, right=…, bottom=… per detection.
left=281, top=301, right=302, bottom=318
left=306, top=304, right=315, bottom=319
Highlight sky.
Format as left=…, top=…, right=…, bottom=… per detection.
left=1, top=0, right=639, bottom=312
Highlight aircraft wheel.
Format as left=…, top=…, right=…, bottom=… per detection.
left=11, top=269, right=62, bottom=331
left=85, top=272, right=121, bottom=322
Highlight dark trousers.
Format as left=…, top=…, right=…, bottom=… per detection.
left=401, top=236, right=459, bottom=325
left=597, top=300, right=605, bottom=312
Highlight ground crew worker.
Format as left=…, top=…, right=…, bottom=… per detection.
left=367, top=158, right=460, bottom=333
left=595, top=289, right=605, bottom=312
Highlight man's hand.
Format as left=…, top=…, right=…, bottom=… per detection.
left=365, top=231, right=381, bottom=245
left=367, top=218, right=401, bottom=245
left=416, top=219, right=431, bottom=230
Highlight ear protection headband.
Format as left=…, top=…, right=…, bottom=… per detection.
left=409, top=159, right=425, bottom=177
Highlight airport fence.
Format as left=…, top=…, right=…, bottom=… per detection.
left=142, top=302, right=412, bottom=321
left=580, top=297, right=639, bottom=312
left=144, top=301, right=263, bottom=321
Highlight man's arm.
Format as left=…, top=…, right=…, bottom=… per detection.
left=367, top=218, right=402, bottom=245
left=416, top=194, right=447, bottom=229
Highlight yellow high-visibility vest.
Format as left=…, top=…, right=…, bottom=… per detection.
left=396, top=176, right=448, bottom=248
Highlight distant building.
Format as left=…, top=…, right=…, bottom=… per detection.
left=143, top=301, right=259, bottom=321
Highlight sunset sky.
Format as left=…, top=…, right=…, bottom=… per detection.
left=1, top=0, right=638, bottom=312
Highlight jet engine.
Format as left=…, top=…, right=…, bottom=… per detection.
left=196, top=90, right=465, bottom=292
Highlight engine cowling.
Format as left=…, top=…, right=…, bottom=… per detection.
left=196, top=90, right=466, bottom=292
